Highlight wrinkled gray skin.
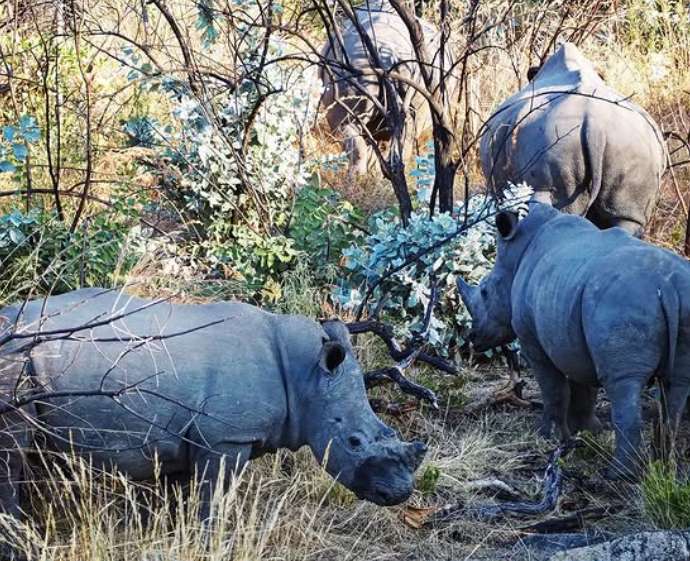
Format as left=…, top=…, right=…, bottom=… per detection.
left=0, top=289, right=426, bottom=519
left=319, top=0, right=454, bottom=175
left=457, top=202, right=690, bottom=478
left=480, top=43, right=666, bottom=237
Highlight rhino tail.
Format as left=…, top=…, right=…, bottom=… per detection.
left=581, top=114, right=605, bottom=217
left=658, top=286, right=679, bottom=380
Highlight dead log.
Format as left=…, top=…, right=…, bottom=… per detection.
left=423, top=445, right=569, bottom=524
left=464, top=365, right=538, bottom=414
left=369, top=398, right=420, bottom=416
left=364, top=351, right=439, bottom=409
left=347, top=283, right=458, bottom=375
left=461, top=478, right=522, bottom=501
left=518, top=506, right=618, bottom=534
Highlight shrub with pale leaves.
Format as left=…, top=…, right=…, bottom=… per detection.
left=335, top=183, right=533, bottom=357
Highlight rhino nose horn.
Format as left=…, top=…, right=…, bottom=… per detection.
left=456, top=277, right=476, bottom=309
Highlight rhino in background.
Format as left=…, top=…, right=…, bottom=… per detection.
left=480, top=43, right=666, bottom=237
left=457, top=202, right=690, bottom=478
left=0, top=289, right=426, bottom=518
left=319, top=0, right=454, bottom=175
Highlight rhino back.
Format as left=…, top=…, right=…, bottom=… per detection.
left=511, top=217, right=689, bottom=382
left=12, top=289, right=303, bottom=476
left=483, top=77, right=664, bottom=224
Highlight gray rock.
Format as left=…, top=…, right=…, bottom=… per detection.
left=548, top=530, right=690, bottom=561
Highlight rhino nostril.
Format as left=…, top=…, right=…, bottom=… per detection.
left=380, top=427, right=396, bottom=440
left=348, top=436, right=363, bottom=448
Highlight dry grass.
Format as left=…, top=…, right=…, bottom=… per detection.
left=1, top=354, right=672, bottom=560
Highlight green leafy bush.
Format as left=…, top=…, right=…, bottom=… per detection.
left=134, top=35, right=322, bottom=296
left=0, top=203, right=141, bottom=300
left=335, top=184, right=532, bottom=357
left=290, top=186, right=366, bottom=275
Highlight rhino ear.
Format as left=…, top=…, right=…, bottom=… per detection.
left=496, top=211, right=519, bottom=241
left=320, top=341, right=346, bottom=373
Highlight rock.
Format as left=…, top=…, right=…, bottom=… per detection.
left=548, top=530, right=690, bottom=561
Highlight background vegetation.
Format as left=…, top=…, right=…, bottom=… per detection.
left=0, top=0, right=689, bottom=559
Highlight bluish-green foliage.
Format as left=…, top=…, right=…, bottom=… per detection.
left=0, top=115, right=41, bottom=175
left=335, top=153, right=532, bottom=356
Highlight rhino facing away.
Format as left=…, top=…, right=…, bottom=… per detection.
left=319, top=0, right=453, bottom=175
left=480, top=43, right=666, bottom=237
left=0, top=288, right=426, bottom=518
left=457, top=203, right=690, bottom=477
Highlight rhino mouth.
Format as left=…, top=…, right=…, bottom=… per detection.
left=347, top=450, right=422, bottom=506
left=354, top=480, right=414, bottom=506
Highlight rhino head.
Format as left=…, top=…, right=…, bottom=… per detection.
left=457, top=202, right=563, bottom=352
left=300, top=321, right=426, bottom=506
left=456, top=210, right=522, bottom=353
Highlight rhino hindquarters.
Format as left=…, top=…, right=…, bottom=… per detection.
left=567, top=381, right=601, bottom=435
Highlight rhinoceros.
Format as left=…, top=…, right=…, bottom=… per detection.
left=480, top=43, right=666, bottom=237
left=457, top=202, right=690, bottom=477
left=0, top=288, right=426, bottom=518
left=319, top=0, right=453, bottom=175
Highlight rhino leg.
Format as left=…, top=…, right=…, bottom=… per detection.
left=567, top=382, right=602, bottom=435
left=523, top=345, right=571, bottom=441
left=341, top=123, right=371, bottom=177
left=0, top=360, right=35, bottom=520
left=191, top=442, right=251, bottom=521
left=603, top=378, right=646, bottom=480
left=0, top=401, right=34, bottom=560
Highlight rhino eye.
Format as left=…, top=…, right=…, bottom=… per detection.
left=480, top=286, right=488, bottom=298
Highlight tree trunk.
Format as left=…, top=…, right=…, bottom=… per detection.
left=389, top=137, right=412, bottom=226
left=685, top=207, right=690, bottom=256
left=433, top=121, right=456, bottom=213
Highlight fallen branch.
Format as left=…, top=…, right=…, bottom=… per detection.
left=365, top=351, right=439, bottom=410
left=348, top=283, right=458, bottom=376
left=461, top=478, right=522, bottom=501
left=348, top=318, right=457, bottom=374
left=464, top=364, right=537, bottom=414
left=423, top=445, right=569, bottom=524
left=369, top=398, right=420, bottom=416
left=518, top=506, right=618, bottom=534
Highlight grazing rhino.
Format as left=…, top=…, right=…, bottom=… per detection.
left=0, top=288, right=426, bottom=518
left=457, top=202, right=690, bottom=478
left=480, top=43, right=666, bottom=237
left=319, top=0, right=453, bottom=175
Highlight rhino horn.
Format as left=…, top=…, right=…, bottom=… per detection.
left=403, top=441, right=427, bottom=470
left=456, top=276, right=477, bottom=310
